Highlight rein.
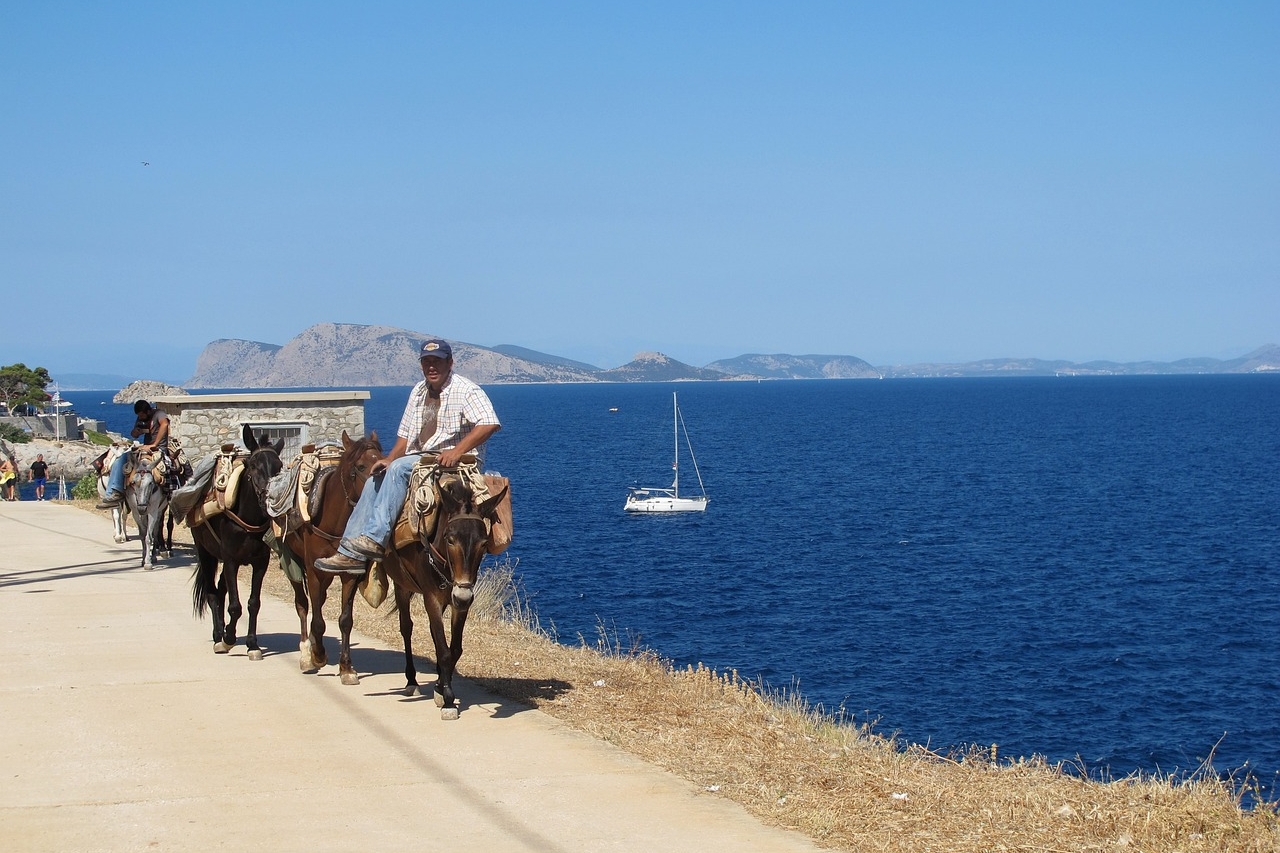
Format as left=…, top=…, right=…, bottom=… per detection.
left=217, top=447, right=277, bottom=536
left=304, top=442, right=377, bottom=542
left=425, top=511, right=485, bottom=590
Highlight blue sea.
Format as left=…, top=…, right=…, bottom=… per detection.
left=66, top=376, right=1280, bottom=796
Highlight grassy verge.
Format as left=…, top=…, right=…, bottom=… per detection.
left=121, top=506, right=1280, bottom=852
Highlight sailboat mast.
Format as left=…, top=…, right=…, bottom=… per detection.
left=672, top=391, right=679, bottom=497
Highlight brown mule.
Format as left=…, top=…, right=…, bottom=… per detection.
left=282, top=431, right=384, bottom=685
left=381, top=467, right=508, bottom=719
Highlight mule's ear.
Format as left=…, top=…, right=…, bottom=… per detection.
left=341, top=430, right=353, bottom=449
left=242, top=424, right=257, bottom=451
left=272, top=438, right=285, bottom=456
left=437, top=476, right=466, bottom=512
left=479, top=484, right=509, bottom=518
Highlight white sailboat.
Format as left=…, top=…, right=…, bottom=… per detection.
left=624, top=391, right=709, bottom=513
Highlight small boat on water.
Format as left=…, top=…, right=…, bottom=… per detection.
left=624, top=392, right=708, bottom=513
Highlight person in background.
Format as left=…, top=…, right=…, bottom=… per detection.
left=315, top=339, right=501, bottom=573
left=28, top=453, right=50, bottom=501
left=97, top=400, right=172, bottom=508
left=0, top=455, right=16, bottom=501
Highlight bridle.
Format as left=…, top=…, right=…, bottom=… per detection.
left=420, top=466, right=488, bottom=591
left=220, top=447, right=277, bottom=535
left=125, top=449, right=166, bottom=511
left=424, top=510, right=487, bottom=590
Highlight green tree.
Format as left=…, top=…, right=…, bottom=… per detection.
left=0, top=363, right=52, bottom=412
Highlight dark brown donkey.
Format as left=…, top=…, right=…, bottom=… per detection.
left=381, top=463, right=508, bottom=719
left=282, top=431, right=383, bottom=685
left=189, top=425, right=284, bottom=658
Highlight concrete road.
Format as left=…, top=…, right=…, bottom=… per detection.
left=0, top=500, right=822, bottom=853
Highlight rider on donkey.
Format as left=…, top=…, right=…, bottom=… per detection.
left=97, top=399, right=187, bottom=508
left=315, top=339, right=501, bottom=574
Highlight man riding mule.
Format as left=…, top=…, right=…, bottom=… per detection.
left=315, top=339, right=501, bottom=574
left=378, top=454, right=508, bottom=713
left=98, top=399, right=191, bottom=507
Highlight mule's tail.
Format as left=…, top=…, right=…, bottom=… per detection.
left=191, top=554, right=216, bottom=618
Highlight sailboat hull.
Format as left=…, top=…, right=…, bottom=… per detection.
left=624, top=490, right=708, bottom=513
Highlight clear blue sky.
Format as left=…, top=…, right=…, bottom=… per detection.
left=3, top=1, right=1276, bottom=382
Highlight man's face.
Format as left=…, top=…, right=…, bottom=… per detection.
left=420, top=356, right=452, bottom=390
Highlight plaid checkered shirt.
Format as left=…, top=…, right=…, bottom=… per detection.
left=398, top=372, right=500, bottom=462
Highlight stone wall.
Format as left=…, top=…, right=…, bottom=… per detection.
left=152, top=391, right=369, bottom=462
left=0, top=413, right=82, bottom=440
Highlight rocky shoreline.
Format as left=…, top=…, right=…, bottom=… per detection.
left=0, top=381, right=188, bottom=482
left=1, top=437, right=116, bottom=481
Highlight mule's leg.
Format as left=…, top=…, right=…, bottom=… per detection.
left=423, top=591, right=460, bottom=717
left=134, top=509, right=152, bottom=570
left=243, top=555, right=269, bottom=661
left=193, top=545, right=227, bottom=649
left=144, top=513, right=162, bottom=570
left=305, top=569, right=332, bottom=669
left=218, top=562, right=241, bottom=653
left=393, top=581, right=419, bottom=696
left=449, top=604, right=471, bottom=676
left=210, top=565, right=228, bottom=649
left=289, top=573, right=313, bottom=671
left=336, top=574, right=362, bottom=685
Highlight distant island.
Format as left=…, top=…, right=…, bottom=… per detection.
left=51, top=323, right=1280, bottom=389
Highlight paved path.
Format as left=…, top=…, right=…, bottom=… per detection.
left=0, top=501, right=822, bottom=853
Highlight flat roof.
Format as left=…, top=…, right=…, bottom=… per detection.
left=152, top=391, right=371, bottom=404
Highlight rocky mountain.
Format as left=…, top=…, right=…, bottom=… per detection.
left=186, top=323, right=600, bottom=388
left=598, top=351, right=729, bottom=382
left=882, top=344, right=1280, bottom=378
left=706, top=353, right=880, bottom=379
left=113, top=380, right=189, bottom=404
left=183, top=324, right=1280, bottom=388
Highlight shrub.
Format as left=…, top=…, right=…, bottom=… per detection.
left=0, top=422, right=31, bottom=444
left=72, top=475, right=99, bottom=500
left=84, top=430, right=113, bottom=447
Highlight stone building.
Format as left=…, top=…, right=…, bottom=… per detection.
left=151, top=391, right=370, bottom=462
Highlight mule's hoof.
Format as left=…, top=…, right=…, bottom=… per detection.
left=247, top=649, right=264, bottom=661
left=213, top=642, right=230, bottom=654
left=143, top=565, right=154, bottom=571
left=440, top=706, right=459, bottom=721
left=433, top=689, right=445, bottom=708
left=403, top=684, right=418, bottom=697
left=340, top=671, right=360, bottom=686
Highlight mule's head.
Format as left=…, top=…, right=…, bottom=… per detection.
left=126, top=448, right=165, bottom=511
left=241, top=424, right=284, bottom=510
left=430, top=473, right=508, bottom=611
left=340, top=429, right=383, bottom=502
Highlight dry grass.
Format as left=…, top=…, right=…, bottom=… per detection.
left=134, top=508, right=1279, bottom=852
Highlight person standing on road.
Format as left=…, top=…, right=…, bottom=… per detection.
left=28, top=454, right=50, bottom=501
left=315, top=339, right=501, bottom=573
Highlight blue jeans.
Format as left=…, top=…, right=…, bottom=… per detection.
left=106, top=452, right=129, bottom=496
left=336, top=454, right=417, bottom=560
